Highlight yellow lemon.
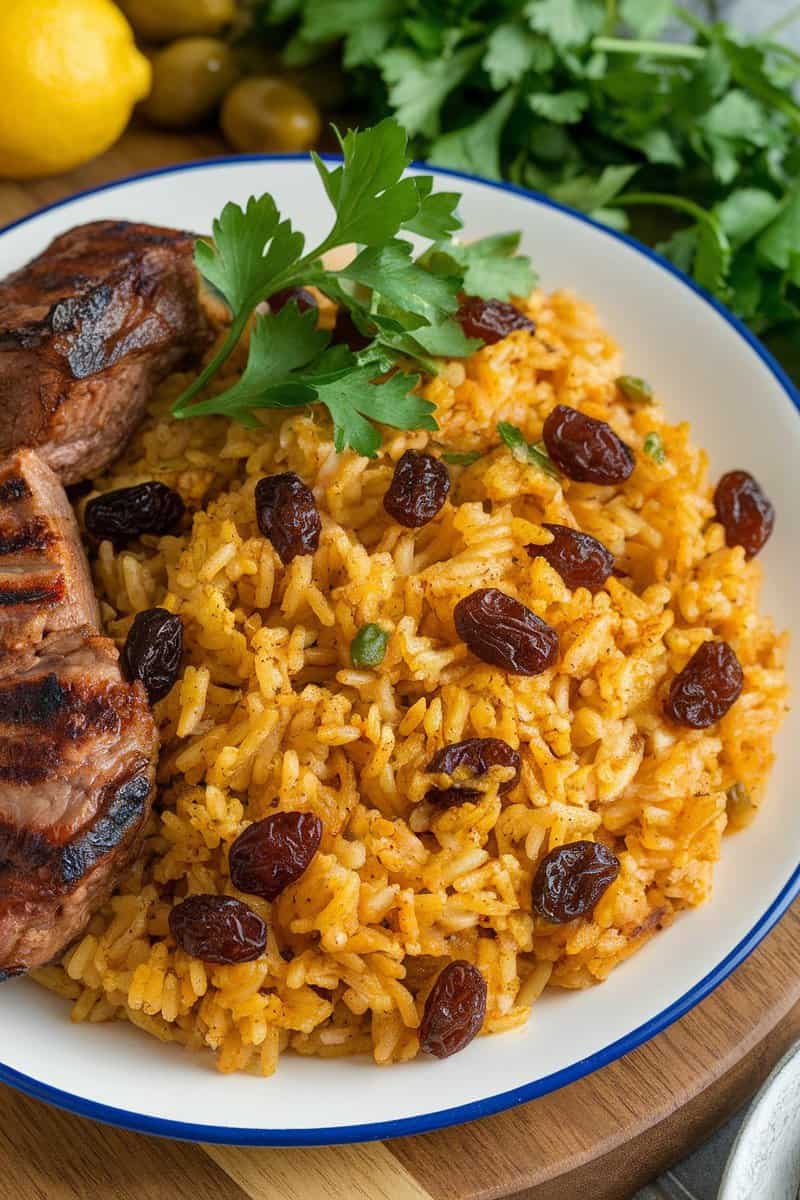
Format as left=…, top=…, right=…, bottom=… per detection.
left=0, top=0, right=151, bottom=178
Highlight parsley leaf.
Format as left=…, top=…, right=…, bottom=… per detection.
left=377, top=44, right=482, bottom=139
left=402, top=177, right=461, bottom=239
left=420, top=233, right=537, bottom=301
left=497, top=422, right=560, bottom=479
left=318, top=366, right=435, bottom=456
left=176, top=305, right=436, bottom=457
left=525, top=0, right=603, bottom=49
left=313, top=118, right=420, bottom=247
left=428, top=91, right=516, bottom=181
left=529, top=90, right=589, bottom=124
left=339, top=239, right=460, bottom=324
left=484, top=23, right=552, bottom=89
left=194, top=196, right=303, bottom=316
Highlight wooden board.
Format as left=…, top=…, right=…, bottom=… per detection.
left=1, top=127, right=799, bottom=1200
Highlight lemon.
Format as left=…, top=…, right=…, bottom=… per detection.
left=0, top=0, right=151, bottom=179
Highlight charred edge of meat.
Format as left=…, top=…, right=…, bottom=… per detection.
left=59, top=771, right=151, bottom=887
left=0, top=737, right=62, bottom=784
left=0, top=477, right=31, bottom=504
left=0, top=676, right=130, bottom=739
left=0, top=769, right=152, bottom=891
left=0, top=577, right=65, bottom=608
left=0, top=519, right=54, bottom=557
left=0, top=966, right=24, bottom=983
left=0, top=673, right=65, bottom=725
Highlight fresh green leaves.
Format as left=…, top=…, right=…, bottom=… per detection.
left=260, top=0, right=800, bottom=373
left=421, top=233, right=537, bottom=301
left=497, top=422, right=560, bottom=479
left=174, top=118, right=536, bottom=456
left=195, top=196, right=303, bottom=316
left=441, top=448, right=482, bottom=466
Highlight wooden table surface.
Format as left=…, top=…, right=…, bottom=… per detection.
left=1, top=125, right=799, bottom=1200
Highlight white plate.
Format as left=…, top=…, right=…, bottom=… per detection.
left=719, top=1039, right=800, bottom=1200
left=0, top=157, right=797, bottom=1146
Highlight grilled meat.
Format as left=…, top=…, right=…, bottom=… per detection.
left=0, top=220, right=208, bottom=484
left=0, top=449, right=100, bottom=652
left=0, top=627, right=157, bottom=975
left=0, top=445, right=159, bottom=976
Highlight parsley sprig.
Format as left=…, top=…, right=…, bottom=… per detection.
left=173, top=118, right=536, bottom=457
left=256, top=0, right=800, bottom=378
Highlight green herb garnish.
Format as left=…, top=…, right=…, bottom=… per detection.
left=616, top=375, right=654, bottom=404
left=350, top=623, right=389, bottom=667
left=441, top=449, right=482, bottom=466
left=643, top=431, right=666, bottom=463
left=497, top=422, right=560, bottom=479
left=172, top=118, right=535, bottom=457
left=256, top=2, right=800, bottom=368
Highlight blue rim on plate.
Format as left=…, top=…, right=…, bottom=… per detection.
left=1, top=155, right=798, bottom=1147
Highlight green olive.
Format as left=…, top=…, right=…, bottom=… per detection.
left=220, top=77, right=322, bottom=155
left=139, top=38, right=239, bottom=130
left=118, top=0, right=235, bottom=42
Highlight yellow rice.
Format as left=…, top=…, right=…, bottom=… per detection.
left=32, top=288, right=789, bottom=1075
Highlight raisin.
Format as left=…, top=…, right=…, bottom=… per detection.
left=456, top=296, right=535, bottom=344
left=664, top=640, right=743, bottom=729
left=122, top=607, right=183, bottom=703
left=454, top=588, right=558, bottom=675
left=527, top=523, right=614, bottom=593
left=228, top=811, right=323, bottom=901
left=542, top=405, right=635, bottom=485
left=267, top=286, right=317, bottom=314
left=532, top=840, right=620, bottom=924
left=255, top=472, right=321, bottom=564
left=85, top=482, right=185, bottom=544
left=331, top=307, right=372, bottom=351
left=419, top=960, right=487, bottom=1059
left=714, top=470, right=774, bottom=559
left=169, top=894, right=266, bottom=964
left=427, top=738, right=521, bottom=807
left=383, top=450, right=450, bottom=528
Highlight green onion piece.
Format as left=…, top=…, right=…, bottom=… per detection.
left=616, top=375, right=654, bottom=404
left=643, top=431, right=666, bottom=464
left=350, top=623, right=389, bottom=668
left=442, top=449, right=482, bottom=466
left=497, top=422, right=560, bottom=480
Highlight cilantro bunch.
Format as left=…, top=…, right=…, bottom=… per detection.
left=255, top=0, right=800, bottom=373
left=174, top=118, right=536, bottom=455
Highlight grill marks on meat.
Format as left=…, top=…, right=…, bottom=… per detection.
left=0, top=627, right=157, bottom=973
left=0, top=447, right=158, bottom=975
left=0, top=220, right=208, bottom=483
left=0, top=450, right=99, bottom=652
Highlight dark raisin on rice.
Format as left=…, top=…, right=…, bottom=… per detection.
left=168, top=894, right=266, bottom=964
left=228, top=811, right=323, bottom=901
left=663, top=640, right=744, bottom=729
left=419, top=960, right=487, bottom=1058
left=383, top=450, right=450, bottom=528
left=121, top=607, right=183, bottom=703
left=426, top=738, right=521, bottom=807
left=456, top=296, right=535, bottom=344
left=527, top=523, right=614, bottom=592
left=454, top=588, right=559, bottom=676
left=714, top=470, right=775, bottom=559
left=84, top=481, right=185, bottom=544
left=532, top=840, right=620, bottom=923
left=542, top=404, right=635, bottom=485
left=255, top=471, right=321, bottom=564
